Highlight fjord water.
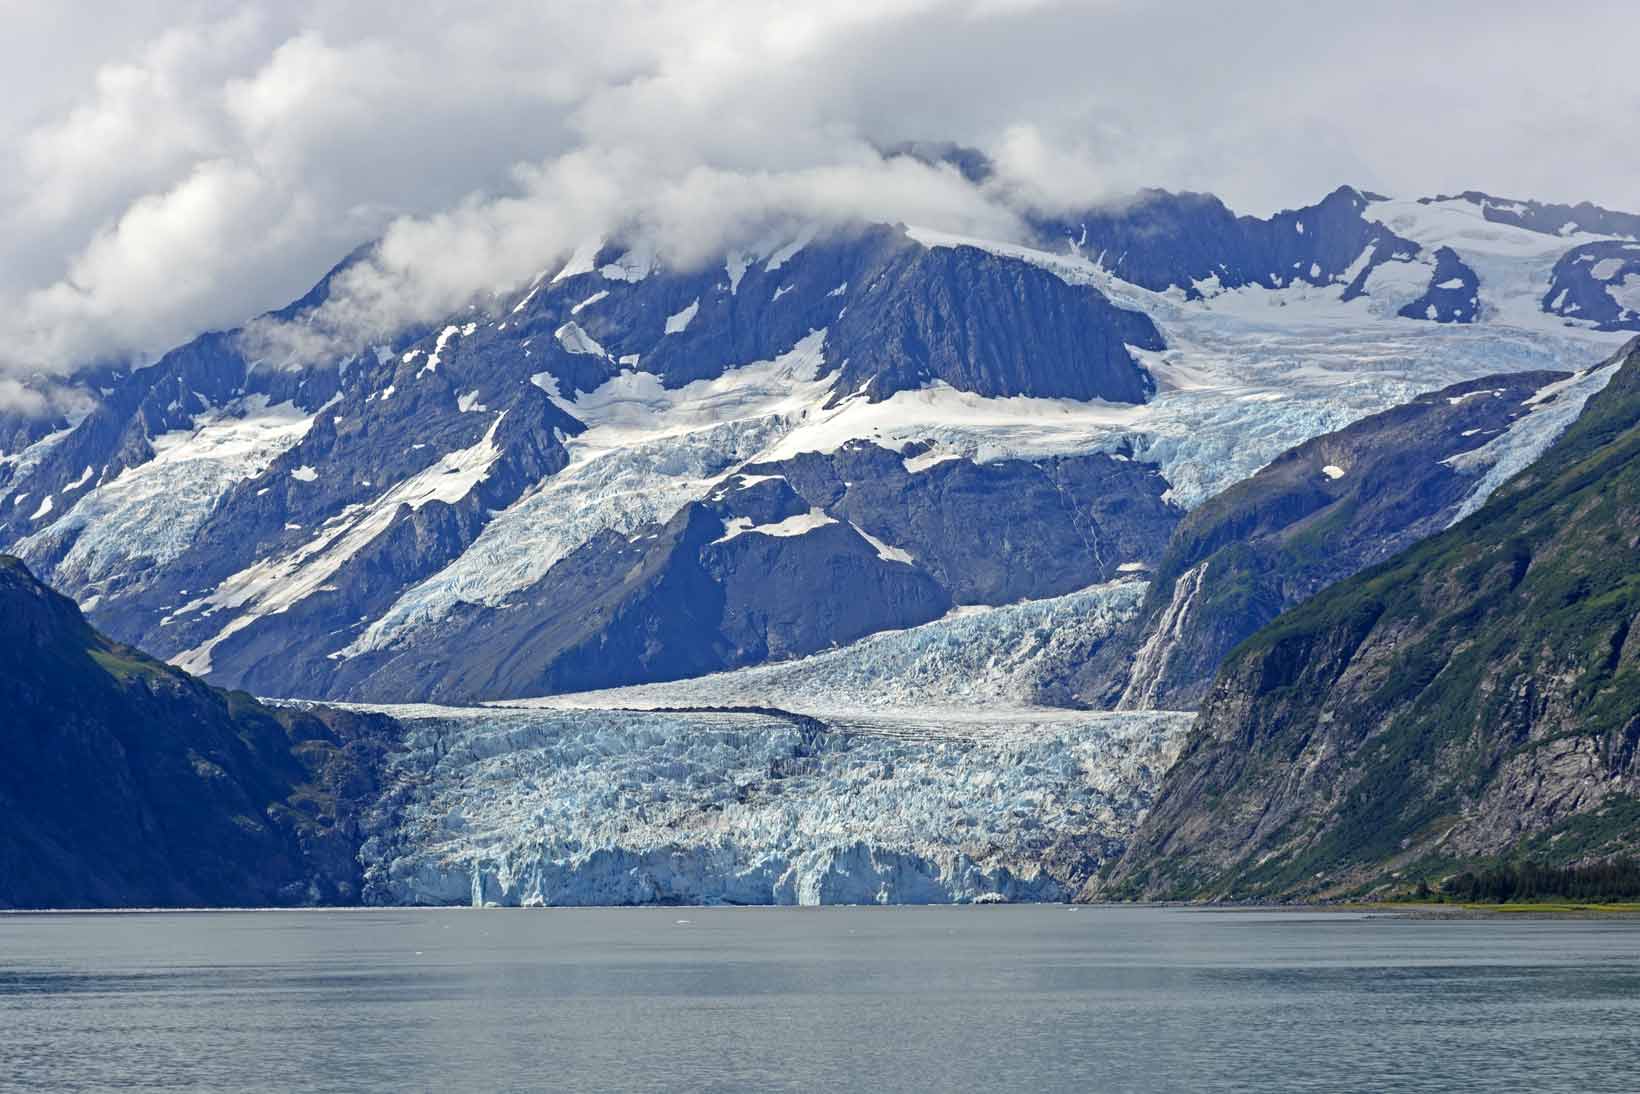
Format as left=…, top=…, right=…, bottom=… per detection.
left=3, top=907, right=1637, bottom=1092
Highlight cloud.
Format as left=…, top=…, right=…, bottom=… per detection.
left=2, top=0, right=1638, bottom=381
left=0, top=379, right=50, bottom=417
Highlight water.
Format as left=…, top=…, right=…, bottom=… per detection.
left=2, top=906, right=1637, bottom=1093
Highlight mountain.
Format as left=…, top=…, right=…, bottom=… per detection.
left=4, top=174, right=1640, bottom=908
left=1100, top=335, right=1640, bottom=902
left=0, top=181, right=1633, bottom=712
left=0, top=555, right=397, bottom=909
left=325, top=440, right=1178, bottom=702
left=1061, top=365, right=1603, bottom=710
left=1423, top=190, right=1640, bottom=242
left=1036, top=185, right=1431, bottom=304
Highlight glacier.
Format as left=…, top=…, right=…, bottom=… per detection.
left=17, top=396, right=318, bottom=602
left=353, top=704, right=1191, bottom=907
left=521, top=578, right=1149, bottom=715
left=343, top=255, right=1628, bottom=660
left=342, top=578, right=1183, bottom=907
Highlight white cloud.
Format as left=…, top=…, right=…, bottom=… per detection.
left=1, top=0, right=1637, bottom=385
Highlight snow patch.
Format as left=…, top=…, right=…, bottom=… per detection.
left=571, top=290, right=609, bottom=315
left=715, top=507, right=836, bottom=544
left=1591, top=258, right=1625, bottom=281
left=551, top=241, right=601, bottom=284
left=554, top=321, right=609, bottom=358
left=725, top=253, right=751, bottom=294
left=852, top=524, right=914, bottom=565
left=1610, top=274, right=1640, bottom=316
left=420, top=325, right=462, bottom=377
left=765, top=228, right=814, bottom=272
left=664, top=299, right=699, bottom=334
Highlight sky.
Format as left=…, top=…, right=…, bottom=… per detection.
left=2, top=0, right=1637, bottom=398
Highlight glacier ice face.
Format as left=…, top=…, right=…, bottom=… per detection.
left=352, top=581, right=1179, bottom=908
left=356, top=705, right=1192, bottom=907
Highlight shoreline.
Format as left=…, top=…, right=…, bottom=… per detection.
left=6, top=900, right=1640, bottom=917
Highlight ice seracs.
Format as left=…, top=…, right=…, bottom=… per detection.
left=359, top=704, right=1191, bottom=907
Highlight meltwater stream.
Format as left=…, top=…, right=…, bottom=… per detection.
left=3, top=906, right=1638, bottom=1093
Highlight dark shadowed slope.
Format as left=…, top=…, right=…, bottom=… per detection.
left=0, top=556, right=397, bottom=908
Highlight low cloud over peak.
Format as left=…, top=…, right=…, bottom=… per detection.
left=3, top=0, right=1637, bottom=388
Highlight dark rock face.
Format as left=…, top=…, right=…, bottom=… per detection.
left=824, top=244, right=1159, bottom=403
left=0, top=555, right=399, bottom=909
left=761, top=440, right=1178, bottom=604
left=548, top=224, right=1160, bottom=403
left=325, top=441, right=1180, bottom=703
left=1100, top=338, right=1640, bottom=902
left=1035, top=185, right=1421, bottom=300
left=1060, top=370, right=1569, bottom=711
left=1426, top=190, right=1640, bottom=241
left=1542, top=241, right=1640, bottom=332
left=1398, top=246, right=1481, bottom=324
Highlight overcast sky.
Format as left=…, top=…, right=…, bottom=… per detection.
left=3, top=0, right=1637, bottom=391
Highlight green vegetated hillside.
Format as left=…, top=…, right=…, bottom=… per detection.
left=0, top=555, right=398, bottom=908
left=1102, top=337, right=1640, bottom=901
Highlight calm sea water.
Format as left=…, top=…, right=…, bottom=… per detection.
left=2, top=905, right=1637, bottom=1092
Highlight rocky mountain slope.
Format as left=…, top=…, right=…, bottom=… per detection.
left=1065, top=363, right=1618, bottom=711
left=0, top=178, right=1633, bottom=710
left=1100, top=336, right=1640, bottom=901
left=326, top=441, right=1178, bottom=702
left=0, top=555, right=398, bottom=909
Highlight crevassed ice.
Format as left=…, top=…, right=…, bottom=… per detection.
left=1443, top=359, right=1624, bottom=524
left=344, top=331, right=835, bottom=655
left=357, top=704, right=1193, bottom=907
left=526, top=578, right=1148, bottom=716
left=18, top=397, right=317, bottom=597
left=172, top=412, right=508, bottom=675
